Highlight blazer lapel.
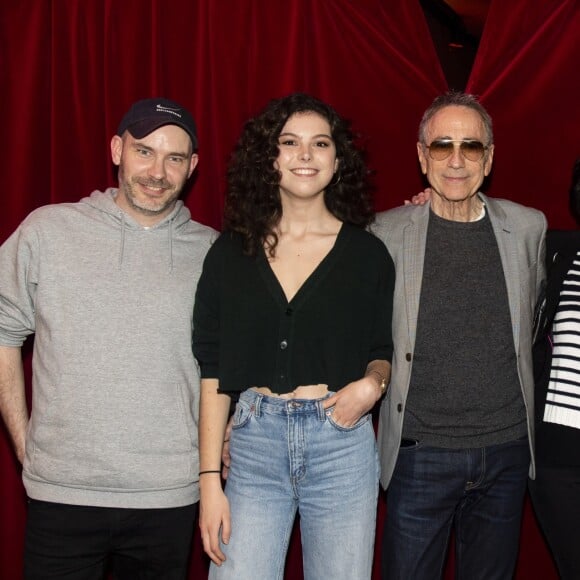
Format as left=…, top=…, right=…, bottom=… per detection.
left=403, top=204, right=430, bottom=346
left=484, top=194, right=521, bottom=350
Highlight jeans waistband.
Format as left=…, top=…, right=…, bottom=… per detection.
left=239, top=389, right=331, bottom=421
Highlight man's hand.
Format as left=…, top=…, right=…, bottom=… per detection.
left=404, top=187, right=432, bottom=206
left=221, top=416, right=233, bottom=479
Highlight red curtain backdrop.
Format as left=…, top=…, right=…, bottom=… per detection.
left=1, top=0, right=579, bottom=577
left=468, top=0, right=580, bottom=228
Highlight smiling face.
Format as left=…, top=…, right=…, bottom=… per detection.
left=111, top=124, right=198, bottom=226
left=274, top=111, right=339, bottom=205
left=417, top=105, right=494, bottom=215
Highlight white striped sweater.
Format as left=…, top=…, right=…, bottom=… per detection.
left=544, top=253, right=580, bottom=429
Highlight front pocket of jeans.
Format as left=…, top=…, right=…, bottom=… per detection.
left=325, top=409, right=371, bottom=432
left=231, top=399, right=254, bottom=429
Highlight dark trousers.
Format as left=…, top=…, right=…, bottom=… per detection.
left=382, top=438, right=530, bottom=580
left=529, top=465, right=580, bottom=580
left=24, top=500, right=197, bottom=580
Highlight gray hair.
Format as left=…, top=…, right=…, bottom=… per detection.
left=418, top=91, right=494, bottom=145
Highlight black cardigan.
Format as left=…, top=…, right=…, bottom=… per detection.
left=193, top=223, right=395, bottom=395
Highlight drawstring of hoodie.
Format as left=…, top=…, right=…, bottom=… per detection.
left=118, top=212, right=127, bottom=269
left=168, top=219, right=174, bottom=272
left=117, top=210, right=175, bottom=273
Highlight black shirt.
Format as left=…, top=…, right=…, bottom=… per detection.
left=192, top=223, right=395, bottom=395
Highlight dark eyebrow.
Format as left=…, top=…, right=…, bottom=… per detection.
left=278, top=132, right=333, bottom=140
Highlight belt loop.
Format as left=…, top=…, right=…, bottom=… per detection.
left=316, top=399, right=326, bottom=422
left=254, top=392, right=263, bottom=417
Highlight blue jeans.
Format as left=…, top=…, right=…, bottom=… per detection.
left=210, top=389, right=380, bottom=580
left=382, top=438, right=530, bottom=580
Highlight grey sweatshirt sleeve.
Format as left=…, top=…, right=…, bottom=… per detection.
left=0, top=219, right=38, bottom=346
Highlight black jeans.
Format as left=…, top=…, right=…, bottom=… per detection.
left=529, top=465, right=580, bottom=580
left=24, top=500, right=197, bottom=580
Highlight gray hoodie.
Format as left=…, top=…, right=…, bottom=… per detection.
left=0, top=189, right=217, bottom=508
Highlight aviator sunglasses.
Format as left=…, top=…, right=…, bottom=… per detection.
left=425, top=139, right=489, bottom=162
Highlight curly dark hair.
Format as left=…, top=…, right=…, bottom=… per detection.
left=224, top=93, right=373, bottom=256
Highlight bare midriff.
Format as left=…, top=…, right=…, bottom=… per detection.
left=251, top=384, right=329, bottom=400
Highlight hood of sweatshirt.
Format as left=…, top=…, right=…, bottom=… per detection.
left=80, top=188, right=193, bottom=271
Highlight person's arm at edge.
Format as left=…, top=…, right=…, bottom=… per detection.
left=0, top=345, right=28, bottom=463
left=199, top=377, right=232, bottom=566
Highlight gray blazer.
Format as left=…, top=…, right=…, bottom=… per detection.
left=372, top=194, right=547, bottom=488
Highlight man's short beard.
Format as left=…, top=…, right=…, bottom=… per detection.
left=122, top=178, right=180, bottom=216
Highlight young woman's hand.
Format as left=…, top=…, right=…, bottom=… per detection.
left=322, top=376, right=378, bottom=427
left=199, top=477, right=231, bottom=566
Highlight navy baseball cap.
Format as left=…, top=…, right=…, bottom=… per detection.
left=117, top=98, right=198, bottom=149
